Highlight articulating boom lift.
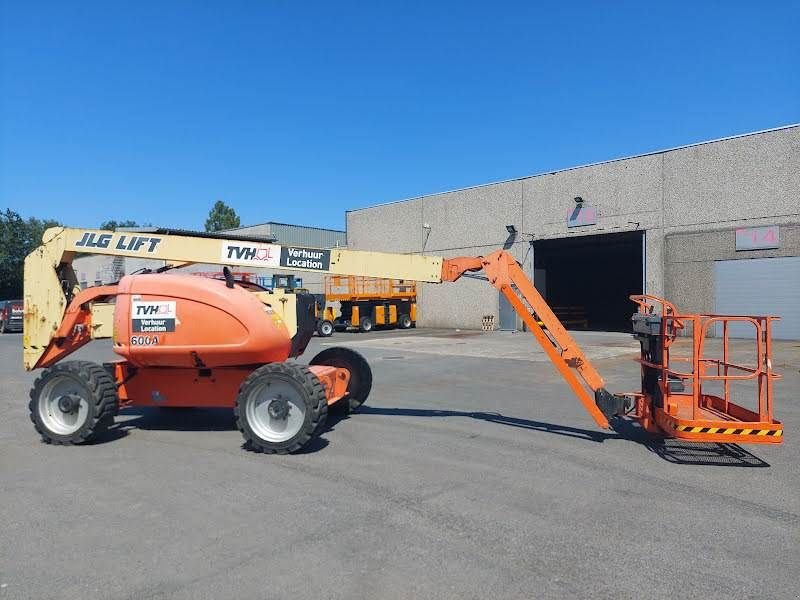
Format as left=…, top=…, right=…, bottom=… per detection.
left=23, top=227, right=782, bottom=453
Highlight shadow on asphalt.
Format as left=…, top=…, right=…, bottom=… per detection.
left=95, top=407, right=334, bottom=454
left=356, top=405, right=618, bottom=443
left=119, top=407, right=236, bottom=431
left=89, top=406, right=770, bottom=466
left=610, top=418, right=770, bottom=467
left=357, top=406, right=771, bottom=467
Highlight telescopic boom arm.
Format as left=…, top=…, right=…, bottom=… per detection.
left=23, top=227, right=626, bottom=428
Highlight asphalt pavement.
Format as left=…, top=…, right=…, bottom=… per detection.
left=1, top=329, right=798, bottom=600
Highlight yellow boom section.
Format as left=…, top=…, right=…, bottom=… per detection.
left=23, top=227, right=443, bottom=369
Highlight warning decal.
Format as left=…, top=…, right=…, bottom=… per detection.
left=131, top=300, right=177, bottom=333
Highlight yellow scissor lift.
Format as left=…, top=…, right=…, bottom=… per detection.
left=318, top=275, right=417, bottom=335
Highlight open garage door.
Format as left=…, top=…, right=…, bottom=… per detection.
left=714, top=256, right=800, bottom=340
left=532, top=231, right=644, bottom=332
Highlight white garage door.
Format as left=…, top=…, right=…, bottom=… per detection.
left=714, top=256, right=800, bottom=340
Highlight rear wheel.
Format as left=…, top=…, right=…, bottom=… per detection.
left=29, top=361, right=118, bottom=445
left=397, top=314, right=412, bottom=329
left=235, top=363, right=327, bottom=454
left=359, top=316, right=373, bottom=333
left=309, top=347, right=373, bottom=413
left=317, top=319, right=334, bottom=337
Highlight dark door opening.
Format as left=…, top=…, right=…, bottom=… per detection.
left=532, top=231, right=644, bottom=332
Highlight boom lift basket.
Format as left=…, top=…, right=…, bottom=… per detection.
left=629, top=295, right=783, bottom=444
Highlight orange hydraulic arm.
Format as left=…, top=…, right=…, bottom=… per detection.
left=442, top=250, right=628, bottom=429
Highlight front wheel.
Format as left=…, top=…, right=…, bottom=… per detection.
left=235, top=363, right=328, bottom=454
left=309, top=347, right=373, bottom=413
left=317, top=319, right=334, bottom=337
left=0, top=320, right=6, bottom=334
left=397, top=314, right=412, bottom=329
left=29, top=361, right=118, bottom=445
left=359, top=316, right=373, bottom=333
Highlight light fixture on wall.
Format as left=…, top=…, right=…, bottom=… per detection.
left=422, top=222, right=432, bottom=251
left=503, top=225, right=519, bottom=250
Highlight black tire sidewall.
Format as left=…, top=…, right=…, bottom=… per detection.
left=398, top=314, right=412, bottom=329
left=309, top=347, right=373, bottom=411
left=318, top=320, right=334, bottom=337
left=360, top=316, right=373, bottom=332
left=235, top=364, right=326, bottom=454
left=29, top=362, right=116, bottom=444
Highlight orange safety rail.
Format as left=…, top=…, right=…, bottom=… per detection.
left=630, top=295, right=782, bottom=444
left=324, top=275, right=416, bottom=302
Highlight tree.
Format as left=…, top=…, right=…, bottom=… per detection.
left=204, top=200, right=241, bottom=232
left=100, top=219, right=139, bottom=231
left=0, top=209, right=60, bottom=298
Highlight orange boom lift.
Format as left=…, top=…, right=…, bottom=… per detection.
left=22, top=228, right=782, bottom=454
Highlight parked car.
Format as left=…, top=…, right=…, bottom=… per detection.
left=0, top=299, right=23, bottom=333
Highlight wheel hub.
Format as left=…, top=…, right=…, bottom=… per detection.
left=57, top=394, right=81, bottom=414
left=267, top=396, right=290, bottom=420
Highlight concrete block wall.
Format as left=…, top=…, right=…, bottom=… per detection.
left=420, top=183, right=524, bottom=328
left=521, top=153, right=665, bottom=296
left=346, top=198, right=424, bottom=253
left=347, top=184, right=525, bottom=328
left=665, top=224, right=800, bottom=315
left=347, top=126, right=800, bottom=329
left=661, top=129, right=800, bottom=230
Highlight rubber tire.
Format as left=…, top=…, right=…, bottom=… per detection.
left=0, top=320, right=6, bottom=334
left=309, top=347, right=373, bottom=413
left=317, top=319, right=334, bottom=337
left=359, top=316, right=373, bottom=333
left=235, top=362, right=328, bottom=454
left=397, top=314, right=412, bottom=329
left=29, top=361, right=118, bottom=445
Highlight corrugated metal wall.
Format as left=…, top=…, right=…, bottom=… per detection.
left=268, top=223, right=346, bottom=248
left=226, top=222, right=346, bottom=248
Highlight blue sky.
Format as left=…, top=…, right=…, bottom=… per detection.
left=1, top=1, right=798, bottom=231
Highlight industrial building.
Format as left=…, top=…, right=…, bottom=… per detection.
left=346, top=125, right=800, bottom=338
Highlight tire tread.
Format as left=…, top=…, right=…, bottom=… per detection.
left=309, top=347, right=372, bottom=412
left=234, top=362, right=328, bottom=454
left=28, top=360, right=118, bottom=445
